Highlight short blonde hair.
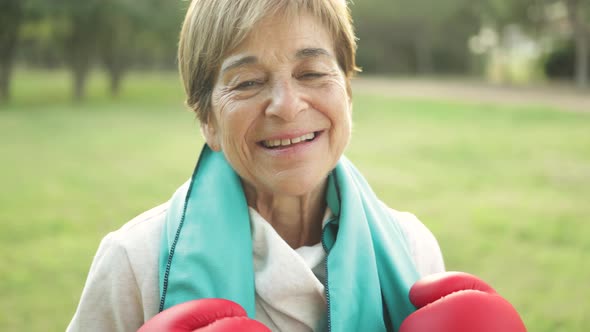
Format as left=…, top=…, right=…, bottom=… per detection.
left=178, top=0, right=360, bottom=123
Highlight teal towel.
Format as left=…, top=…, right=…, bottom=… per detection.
left=159, top=145, right=419, bottom=331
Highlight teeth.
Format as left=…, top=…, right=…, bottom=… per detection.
left=263, top=132, right=316, bottom=148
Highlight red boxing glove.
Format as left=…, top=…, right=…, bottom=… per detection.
left=138, top=298, right=271, bottom=332
left=400, top=272, right=527, bottom=332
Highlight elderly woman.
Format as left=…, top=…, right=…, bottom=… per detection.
left=67, top=0, right=526, bottom=331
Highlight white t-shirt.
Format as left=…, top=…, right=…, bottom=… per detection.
left=66, top=202, right=445, bottom=332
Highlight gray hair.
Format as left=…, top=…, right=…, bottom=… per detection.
left=178, top=0, right=360, bottom=122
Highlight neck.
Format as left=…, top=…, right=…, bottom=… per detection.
left=243, top=180, right=327, bottom=249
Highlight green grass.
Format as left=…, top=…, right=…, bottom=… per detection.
left=1, top=69, right=589, bottom=331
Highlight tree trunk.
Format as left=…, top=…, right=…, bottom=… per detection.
left=72, top=64, right=88, bottom=102
left=0, top=0, right=22, bottom=103
left=414, top=30, right=434, bottom=75
left=105, top=60, right=126, bottom=98
left=67, top=14, right=96, bottom=102
left=574, top=34, right=588, bottom=88
left=566, top=0, right=589, bottom=88
left=69, top=48, right=91, bottom=102
left=110, top=70, right=122, bottom=97
left=0, top=58, right=13, bottom=103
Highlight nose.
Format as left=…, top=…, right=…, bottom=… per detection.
left=265, top=79, right=306, bottom=121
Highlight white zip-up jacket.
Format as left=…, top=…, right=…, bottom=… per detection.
left=67, top=202, right=444, bottom=332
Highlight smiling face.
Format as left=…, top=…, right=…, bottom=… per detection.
left=203, top=12, right=352, bottom=198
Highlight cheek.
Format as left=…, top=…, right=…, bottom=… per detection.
left=211, top=90, right=233, bottom=123
left=216, top=100, right=260, bottom=153
left=327, top=86, right=352, bottom=149
left=316, top=80, right=351, bottom=128
left=213, top=93, right=242, bottom=135
left=339, top=109, right=352, bottom=149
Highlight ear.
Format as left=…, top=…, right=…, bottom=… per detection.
left=200, top=113, right=221, bottom=152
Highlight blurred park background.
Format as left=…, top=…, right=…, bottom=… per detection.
left=1, top=0, right=589, bottom=331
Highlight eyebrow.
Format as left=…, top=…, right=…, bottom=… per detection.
left=220, top=48, right=333, bottom=74
left=295, top=47, right=332, bottom=59
left=220, top=55, right=258, bottom=74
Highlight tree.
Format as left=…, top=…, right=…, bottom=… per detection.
left=479, top=0, right=589, bottom=87
left=97, top=0, right=144, bottom=97
left=96, top=0, right=185, bottom=97
left=33, top=0, right=102, bottom=101
left=563, top=0, right=589, bottom=88
left=351, top=0, right=480, bottom=75
left=0, top=0, right=23, bottom=102
left=63, top=1, right=102, bottom=101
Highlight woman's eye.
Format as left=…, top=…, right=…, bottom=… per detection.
left=300, top=72, right=327, bottom=80
left=234, top=80, right=262, bottom=90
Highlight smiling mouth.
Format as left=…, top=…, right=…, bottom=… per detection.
left=261, top=132, right=320, bottom=149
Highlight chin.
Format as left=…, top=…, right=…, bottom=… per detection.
left=268, top=173, right=327, bottom=197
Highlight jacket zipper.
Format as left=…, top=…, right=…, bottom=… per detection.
left=321, top=220, right=334, bottom=332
